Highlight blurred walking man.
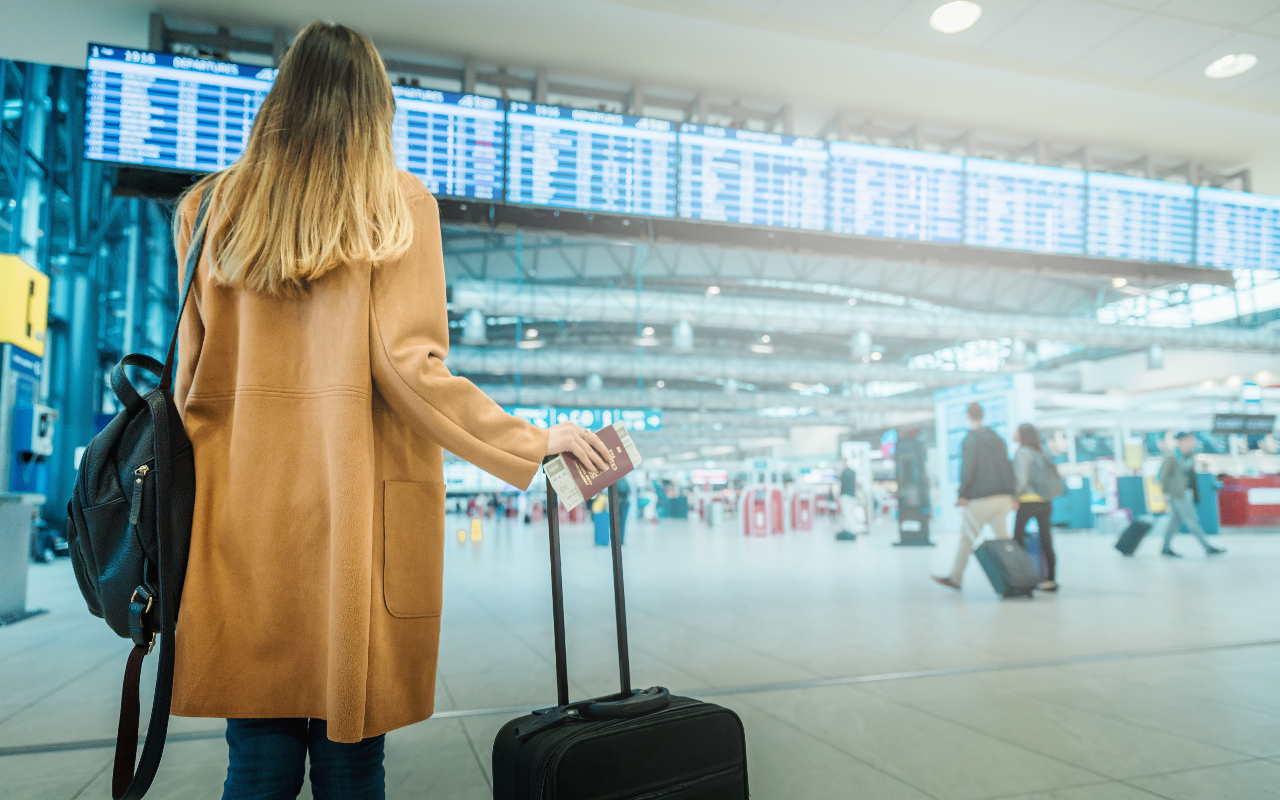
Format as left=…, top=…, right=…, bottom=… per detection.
left=1159, top=432, right=1226, bottom=558
left=932, top=403, right=1016, bottom=590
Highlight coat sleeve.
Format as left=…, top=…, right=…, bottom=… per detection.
left=1013, top=448, right=1031, bottom=497
left=369, top=187, right=549, bottom=489
left=1158, top=453, right=1176, bottom=494
left=957, top=433, right=977, bottom=500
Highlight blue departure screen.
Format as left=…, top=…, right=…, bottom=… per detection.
left=678, top=124, right=827, bottom=230
left=85, top=44, right=274, bottom=172
left=505, top=102, right=677, bottom=215
left=1195, top=187, right=1280, bottom=270
left=392, top=87, right=504, bottom=199
left=965, top=159, right=1085, bottom=254
left=828, top=142, right=963, bottom=242
left=1086, top=173, right=1195, bottom=263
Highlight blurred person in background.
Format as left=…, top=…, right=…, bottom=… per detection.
left=1012, top=423, right=1064, bottom=591
left=1158, top=432, right=1226, bottom=558
left=837, top=458, right=859, bottom=540
left=932, top=402, right=1016, bottom=590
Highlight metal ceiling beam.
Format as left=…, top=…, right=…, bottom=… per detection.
left=450, top=281, right=1277, bottom=352
left=471, top=385, right=934, bottom=412
left=445, top=346, right=1080, bottom=390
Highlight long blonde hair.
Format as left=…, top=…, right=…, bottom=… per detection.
left=179, top=21, right=412, bottom=295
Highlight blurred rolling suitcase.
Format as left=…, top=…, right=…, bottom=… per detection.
left=973, top=538, right=1039, bottom=598
left=1115, top=520, right=1152, bottom=556
left=492, top=474, right=749, bottom=800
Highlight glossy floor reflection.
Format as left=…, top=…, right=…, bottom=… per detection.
left=2, top=513, right=1279, bottom=799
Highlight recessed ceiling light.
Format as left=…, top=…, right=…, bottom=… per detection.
left=1111, top=277, right=1127, bottom=289
left=930, top=1, right=982, bottom=34
left=525, top=328, right=538, bottom=338
left=643, top=326, right=655, bottom=336
left=761, top=334, right=771, bottom=344
left=847, top=297, right=858, bottom=305
left=1205, top=53, right=1257, bottom=79
left=656, top=380, right=665, bottom=388
left=706, top=285, right=721, bottom=296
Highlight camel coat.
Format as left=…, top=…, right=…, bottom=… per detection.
left=170, top=172, right=548, bottom=742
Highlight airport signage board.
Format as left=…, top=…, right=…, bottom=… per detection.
left=1212, top=413, right=1276, bottom=435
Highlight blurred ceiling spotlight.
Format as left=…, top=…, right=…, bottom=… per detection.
left=561, top=378, right=577, bottom=392
left=750, top=343, right=774, bottom=354
left=870, top=351, right=883, bottom=361
left=643, top=326, right=655, bottom=337
left=635, top=334, right=660, bottom=346
left=517, top=338, right=545, bottom=349
left=586, top=372, right=604, bottom=390
left=1257, top=370, right=1274, bottom=385
left=672, top=319, right=694, bottom=351
left=461, top=308, right=487, bottom=345
left=790, top=382, right=809, bottom=391
left=1227, top=375, right=1244, bottom=389
left=525, top=328, right=538, bottom=338
left=1201, top=380, right=1216, bottom=390
left=656, top=380, right=665, bottom=388
left=1205, top=53, right=1257, bottom=79
left=724, top=378, right=739, bottom=394
left=930, top=1, right=982, bottom=33
left=1111, top=276, right=1128, bottom=289
left=760, top=334, right=771, bottom=344
left=706, top=285, right=721, bottom=296
left=847, top=297, right=858, bottom=305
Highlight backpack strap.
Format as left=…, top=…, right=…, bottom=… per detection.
left=159, top=187, right=214, bottom=393
left=109, top=186, right=211, bottom=800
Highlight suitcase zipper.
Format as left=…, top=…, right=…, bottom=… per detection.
left=630, top=765, right=743, bottom=799
left=533, top=704, right=724, bottom=798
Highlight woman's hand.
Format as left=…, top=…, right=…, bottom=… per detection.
left=547, top=422, right=614, bottom=473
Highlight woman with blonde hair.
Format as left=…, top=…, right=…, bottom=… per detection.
left=170, top=22, right=611, bottom=799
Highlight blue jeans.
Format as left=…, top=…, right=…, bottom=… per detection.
left=223, top=718, right=385, bottom=800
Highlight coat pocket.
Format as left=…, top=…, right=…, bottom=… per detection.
left=383, top=481, right=446, bottom=619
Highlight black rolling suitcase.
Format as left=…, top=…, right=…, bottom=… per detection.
left=1115, top=520, right=1152, bottom=556
left=493, top=476, right=749, bottom=800
left=973, top=538, right=1039, bottom=598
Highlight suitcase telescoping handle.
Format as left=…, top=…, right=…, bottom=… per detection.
left=542, top=463, right=670, bottom=721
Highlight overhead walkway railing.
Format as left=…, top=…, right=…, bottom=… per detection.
left=449, top=281, right=1279, bottom=353
left=444, top=346, right=1081, bottom=391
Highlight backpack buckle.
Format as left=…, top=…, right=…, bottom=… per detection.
left=129, top=586, right=156, bottom=653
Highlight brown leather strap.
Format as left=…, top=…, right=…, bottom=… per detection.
left=113, top=645, right=147, bottom=799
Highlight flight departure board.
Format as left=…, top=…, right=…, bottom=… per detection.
left=85, top=44, right=274, bottom=172
left=505, top=102, right=677, bottom=215
left=1086, top=173, right=1195, bottom=263
left=392, top=87, right=504, bottom=199
left=678, top=124, right=828, bottom=230
left=829, top=142, right=963, bottom=242
left=1195, top=187, right=1280, bottom=270
left=965, top=159, right=1085, bottom=254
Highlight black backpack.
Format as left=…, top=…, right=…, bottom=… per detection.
left=66, top=190, right=210, bottom=800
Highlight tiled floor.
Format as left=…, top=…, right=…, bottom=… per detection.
left=2, top=513, right=1279, bottom=799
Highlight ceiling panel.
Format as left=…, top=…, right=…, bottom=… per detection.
left=671, top=0, right=784, bottom=14
left=1155, top=32, right=1280, bottom=93
left=770, top=0, right=913, bottom=35
left=874, top=0, right=1043, bottom=51
left=1157, top=0, right=1280, bottom=28
left=1251, top=9, right=1280, bottom=35
left=977, top=0, right=1142, bottom=65
left=1227, top=69, right=1280, bottom=103
left=1070, top=14, right=1233, bottom=79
